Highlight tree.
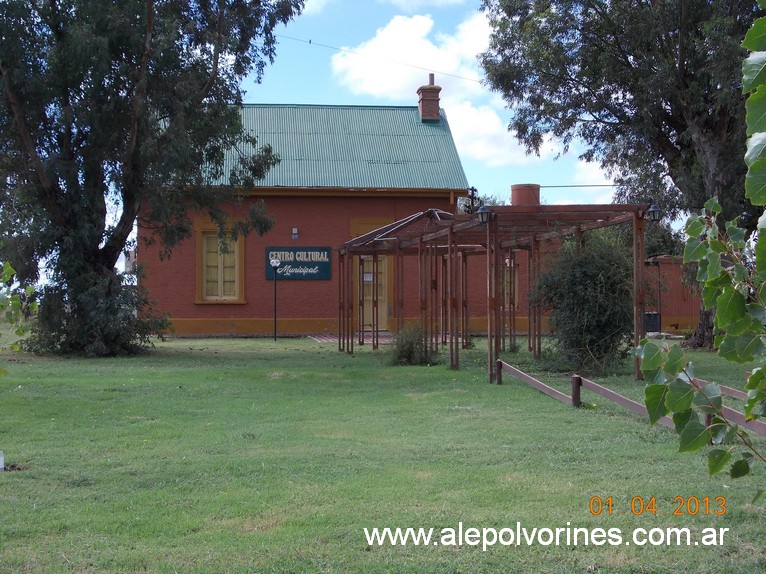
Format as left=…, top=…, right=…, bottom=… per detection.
left=635, top=5, right=766, bottom=501
left=0, top=0, right=304, bottom=355
left=480, top=0, right=758, bottom=224
left=480, top=0, right=761, bottom=346
left=457, top=187, right=505, bottom=214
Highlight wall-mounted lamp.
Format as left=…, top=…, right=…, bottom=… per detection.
left=646, top=203, right=661, bottom=223
left=477, top=205, right=492, bottom=224
left=291, top=227, right=299, bottom=240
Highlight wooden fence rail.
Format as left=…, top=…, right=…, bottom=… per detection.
left=496, top=360, right=766, bottom=436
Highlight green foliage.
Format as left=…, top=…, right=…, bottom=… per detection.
left=0, top=261, right=36, bottom=375
left=532, top=231, right=633, bottom=374
left=0, top=1, right=303, bottom=355
left=480, top=0, right=759, bottom=230
left=635, top=2, right=766, bottom=503
left=391, top=323, right=440, bottom=366
left=23, top=266, right=170, bottom=357
left=457, top=190, right=504, bottom=215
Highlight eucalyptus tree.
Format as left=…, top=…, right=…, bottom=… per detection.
left=480, top=0, right=760, bottom=346
left=0, top=0, right=303, bottom=355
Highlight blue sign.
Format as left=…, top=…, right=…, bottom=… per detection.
left=265, top=247, right=332, bottom=280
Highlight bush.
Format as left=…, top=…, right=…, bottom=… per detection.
left=391, top=323, right=439, bottom=366
left=532, top=230, right=633, bottom=374
left=24, top=267, right=170, bottom=356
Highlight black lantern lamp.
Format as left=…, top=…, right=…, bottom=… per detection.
left=477, top=205, right=492, bottom=224
left=646, top=202, right=661, bottom=223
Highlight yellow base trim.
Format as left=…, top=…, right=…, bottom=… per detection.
left=169, top=317, right=339, bottom=336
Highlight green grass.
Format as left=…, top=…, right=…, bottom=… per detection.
left=0, top=337, right=764, bottom=573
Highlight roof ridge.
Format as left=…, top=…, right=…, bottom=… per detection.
left=239, top=102, right=419, bottom=110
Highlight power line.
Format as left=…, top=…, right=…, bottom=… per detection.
left=275, top=33, right=483, bottom=84
left=539, top=184, right=617, bottom=188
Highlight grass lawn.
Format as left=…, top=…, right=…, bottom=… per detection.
left=0, top=336, right=764, bottom=573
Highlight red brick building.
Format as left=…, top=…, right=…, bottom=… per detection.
left=139, top=76, right=471, bottom=336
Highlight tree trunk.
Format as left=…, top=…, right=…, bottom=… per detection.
left=682, top=306, right=715, bottom=350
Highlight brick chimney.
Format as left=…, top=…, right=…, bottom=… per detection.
left=417, top=73, right=442, bottom=122
left=511, top=183, right=541, bottom=206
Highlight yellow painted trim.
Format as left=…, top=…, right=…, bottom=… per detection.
left=169, top=317, right=339, bottom=336
left=194, top=218, right=247, bottom=304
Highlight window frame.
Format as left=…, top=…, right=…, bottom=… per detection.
left=195, top=223, right=246, bottom=305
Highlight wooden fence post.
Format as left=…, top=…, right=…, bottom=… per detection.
left=572, top=375, right=582, bottom=408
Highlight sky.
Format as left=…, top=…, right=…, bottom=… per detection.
left=239, top=0, right=616, bottom=206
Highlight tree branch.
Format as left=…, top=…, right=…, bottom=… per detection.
left=102, top=0, right=155, bottom=267
left=0, top=64, right=53, bottom=194
left=194, top=0, right=226, bottom=106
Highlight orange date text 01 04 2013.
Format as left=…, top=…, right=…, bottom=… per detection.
left=588, top=496, right=727, bottom=517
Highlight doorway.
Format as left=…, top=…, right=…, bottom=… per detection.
left=361, top=256, right=389, bottom=331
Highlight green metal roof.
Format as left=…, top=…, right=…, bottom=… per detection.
left=230, top=104, right=469, bottom=190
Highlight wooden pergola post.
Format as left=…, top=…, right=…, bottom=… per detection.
left=357, top=257, right=365, bottom=346
left=508, top=249, right=517, bottom=350
left=418, top=239, right=428, bottom=352
left=448, top=227, right=459, bottom=369
left=338, top=251, right=346, bottom=352
left=371, top=253, right=379, bottom=350
left=633, top=211, right=646, bottom=380
left=486, top=213, right=500, bottom=383
left=395, top=243, right=404, bottom=334
left=461, top=252, right=470, bottom=348
left=339, top=250, right=354, bottom=355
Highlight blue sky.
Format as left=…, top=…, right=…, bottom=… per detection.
left=240, top=0, right=616, bottom=206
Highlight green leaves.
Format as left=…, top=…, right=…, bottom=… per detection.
left=0, top=262, right=35, bottom=377
left=645, top=384, right=669, bottom=425
left=678, top=418, right=710, bottom=453
left=707, top=449, right=733, bottom=475
left=746, top=158, right=766, bottom=204
left=683, top=237, right=707, bottom=263
left=667, top=379, right=695, bottom=412
left=637, top=198, right=765, bottom=499
left=743, top=51, right=766, bottom=94
left=607, top=0, right=766, bottom=488
left=745, top=368, right=766, bottom=421
left=745, top=18, right=766, bottom=208
left=743, top=15, right=766, bottom=52
left=746, top=88, right=766, bottom=135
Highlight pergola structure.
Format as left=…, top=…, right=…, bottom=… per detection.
left=338, top=198, right=656, bottom=382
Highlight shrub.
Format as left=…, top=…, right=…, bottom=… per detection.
left=24, top=266, right=170, bottom=356
left=391, top=323, right=439, bottom=366
left=532, top=230, right=633, bottom=373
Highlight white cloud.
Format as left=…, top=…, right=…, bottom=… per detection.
left=447, top=102, right=547, bottom=168
left=331, top=12, right=491, bottom=101
left=302, top=0, right=335, bottom=16
left=330, top=12, right=543, bottom=168
left=384, top=0, right=468, bottom=12
left=574, top=158, right=613, bottom=185
left=331, top=15, right=443, bottom=98
left=330, top=10, right=612, bottom=189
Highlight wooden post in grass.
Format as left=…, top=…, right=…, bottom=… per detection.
left=572, top=375, right=582, bottom=408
